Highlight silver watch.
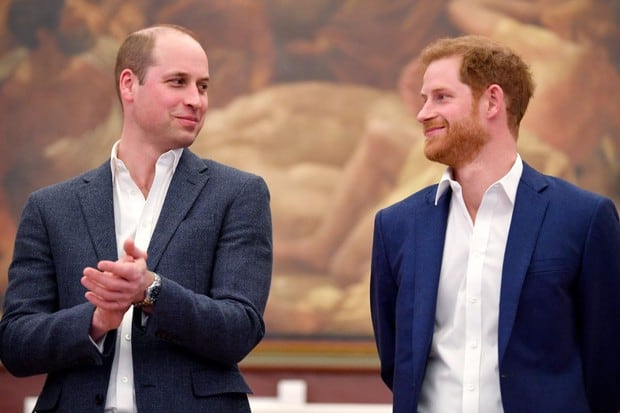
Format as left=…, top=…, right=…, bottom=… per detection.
left=134, top=272, right=161, bottom=307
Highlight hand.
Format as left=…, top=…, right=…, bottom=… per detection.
left=81, top=239, right=150, bottom=340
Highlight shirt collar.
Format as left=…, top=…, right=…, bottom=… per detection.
left=110, top=140, right=184, bottom=180
left=434, top=154, right=523, bottom=205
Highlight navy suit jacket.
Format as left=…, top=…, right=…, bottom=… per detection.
left=0, top=149, right=272, bottom=412
left=370, top=163, right=620, bottom=413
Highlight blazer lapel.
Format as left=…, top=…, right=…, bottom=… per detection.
left=147, top=150, right=210, bottom=270
left=498, top=163, right=549, bottom=363
left=412, top=187, right=450, bottom=376
left=77, top=162, right=118, bottom=261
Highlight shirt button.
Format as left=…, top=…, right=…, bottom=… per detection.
left=469, top=296, right=479, bottom=303
left=121, top=377, right=129, bottom=384
left=124, top=334, right=131, bottom=341
left=470, top=341, right=478, bottom=348
left=466, top=383, right=475, bottom=391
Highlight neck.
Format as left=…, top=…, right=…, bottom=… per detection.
left=453, top=144, right=517, bottom=221
left=116, top=138, right=163, bottom=197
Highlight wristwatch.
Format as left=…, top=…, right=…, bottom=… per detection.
left=134, top=272, right=161, bottom=307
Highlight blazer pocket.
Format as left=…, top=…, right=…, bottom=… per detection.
left=525, top=258, right=577, bottom=290
left=191, top=368, right=252, bottom=397
left=527, top=258, right=573, bottom=275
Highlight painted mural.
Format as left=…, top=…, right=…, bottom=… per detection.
left=0, top=0, right=618, bottom=340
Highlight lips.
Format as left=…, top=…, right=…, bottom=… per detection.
left=175, top=115, right=200, bottom=128
left=423, top=123, right=446, bottom=137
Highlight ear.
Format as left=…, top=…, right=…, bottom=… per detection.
left=118, top=68, right=136, bottom=102
left=484, top=84, right=504, bottom=119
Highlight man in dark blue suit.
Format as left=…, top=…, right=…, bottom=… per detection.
left=370, top=35, right=620, bottom=413
left=0, top=24, right=272, bottom=412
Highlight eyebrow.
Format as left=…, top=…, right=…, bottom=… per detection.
left=421, top=87, right=450, bottom=97
left=166, top=71, right=210, bottom=82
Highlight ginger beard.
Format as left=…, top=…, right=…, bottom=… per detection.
left=423, top=106, right=490, bottom=168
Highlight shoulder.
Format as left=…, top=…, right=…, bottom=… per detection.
left=182, top=150, right=264, bottom=183
left=180, top=150, right=270, bottom=200
left=379, top=184, right=439, bottom=217
left=520, top=164, right=619, bottom=236
left=205, top=158, right=264, bottom=184
left=204, top=159, right=269, bottom=198
left=522, top=163, right=616, bottom=213
left=27, top=162, right=109, bottom=203
left=372, top=184, right=441, bottom=236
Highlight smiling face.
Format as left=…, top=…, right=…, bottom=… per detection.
left=417, top=56, right=489, bottom=168
left=121, top=28, right=210, bottom=152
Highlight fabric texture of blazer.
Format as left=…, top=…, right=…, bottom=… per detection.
left=0, top=149, right=273, bottom=412
left=370, top=162, right=620, bottom=413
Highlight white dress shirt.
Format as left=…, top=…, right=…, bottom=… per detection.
left=418, top=155, right=523, bottom=413
left=102, top=141, right=182, bottom=413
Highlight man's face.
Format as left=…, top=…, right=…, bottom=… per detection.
left=127, top=30, right=210, bottom=152
left=417, top=56, right=489, bottom=168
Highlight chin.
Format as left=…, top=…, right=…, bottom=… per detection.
left=177, top=133, right=199, bottom=147
left=424, top=142, right=444, bottom=162
left=424, top=147, right=459, bottom=167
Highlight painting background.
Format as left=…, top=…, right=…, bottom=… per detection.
left=0, top=0, right=618, bottom=348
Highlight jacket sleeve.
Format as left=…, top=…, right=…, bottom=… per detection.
left=139, top=174, right=273, bottom=365
left=0, top=193, right=112, bottom=377
left=578, top=197, right=620, bottom=413
left=370, top=210, right=398, bottom=390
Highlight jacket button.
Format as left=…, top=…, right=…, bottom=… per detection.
left=95, top=394, right=104, bottom=405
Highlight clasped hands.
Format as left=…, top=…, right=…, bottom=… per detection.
left=81, top=239, right=154, bottom=341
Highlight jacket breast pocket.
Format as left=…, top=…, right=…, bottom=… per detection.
left=522, top=258, right=578, bottom=305
left=525, top=257, right=578, bottom=289
left=526, top=258, right=574, bottom=276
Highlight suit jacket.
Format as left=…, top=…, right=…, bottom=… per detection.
left=0, top=149, right=273, bottom=412
left=370, top=163, right=620, bottom=413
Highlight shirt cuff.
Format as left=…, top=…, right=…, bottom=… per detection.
left=89, top=333, right=106, bottom=353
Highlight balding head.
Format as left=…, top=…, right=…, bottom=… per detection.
left=114, top=24, right=202, bottom=101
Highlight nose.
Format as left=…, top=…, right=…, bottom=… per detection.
left=185, top=86, right=207, bottom=110
left=416, top=100, right=432, bottom=123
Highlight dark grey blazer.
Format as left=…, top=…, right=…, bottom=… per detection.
left=0, top=149, right=273, bottom=412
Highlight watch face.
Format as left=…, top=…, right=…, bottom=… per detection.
left=146, top=273, right=161, bottom=304
left=149, top=284, right=161, bottom=303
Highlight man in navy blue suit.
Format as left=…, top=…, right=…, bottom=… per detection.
left=0, top=24, right=272, bottom=412
left=370, top=35, right=620, bottom=413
